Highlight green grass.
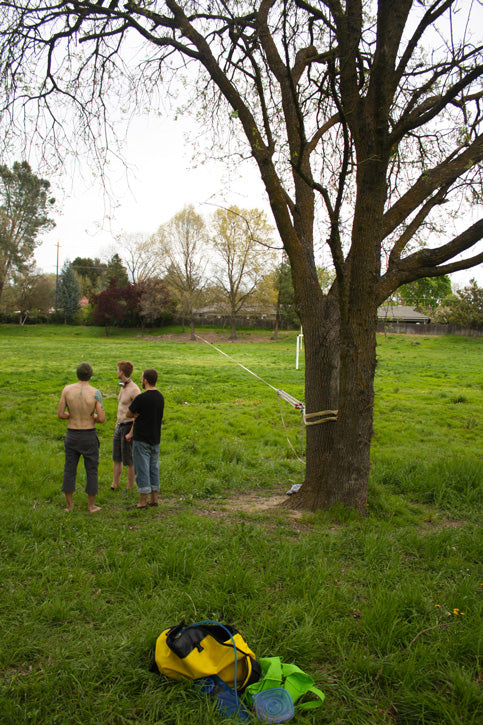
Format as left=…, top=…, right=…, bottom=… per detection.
left=0, top=325, right=482, bottom=724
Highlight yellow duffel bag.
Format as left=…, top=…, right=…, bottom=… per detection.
left=154, top=620, right=261, bottom=692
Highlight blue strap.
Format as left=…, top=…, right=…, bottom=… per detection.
left=184, top=620, right=239, bottom=707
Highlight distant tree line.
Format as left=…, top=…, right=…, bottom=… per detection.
left=1, top=160, right=481, bottom=333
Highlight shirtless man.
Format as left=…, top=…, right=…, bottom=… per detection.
left=111, top=360, right=140, bottom=491
left=57, top=362, right=105, bottom=513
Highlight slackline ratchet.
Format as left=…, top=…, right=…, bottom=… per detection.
left=195, top=335, right=338, bottom=427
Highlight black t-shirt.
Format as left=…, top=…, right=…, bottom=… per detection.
left=129, top=389, right=164, bottom=445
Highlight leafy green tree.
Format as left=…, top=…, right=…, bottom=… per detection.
left=2, top=3, right=483, bottom=512
left=71, top=257, right=106, bottom=296
left=154, top=205, right=208, bottom=339
left=59, top=261, right=81, bottom=324
left=0, top=161, right=55, bottom=302
left=12, top=268, right=55, bottom=321
left=105, top=253, right=129, bottom=287
left=0, top=266, right=55, bottom=320
left=71, top=254, right=128, bottom=295
left=435, top=279, right=483, bottom=330
left=211, top=206, right=276, bottom=340
left=399, top=276, right=452, bottom=312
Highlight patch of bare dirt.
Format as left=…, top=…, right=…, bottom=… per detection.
left=417, top=517, right=468, bottom=533
left=192, top=492, right=303, bottom=520
left=139, top=331, right=290, bottom=343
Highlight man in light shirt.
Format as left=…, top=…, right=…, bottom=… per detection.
left=111, top=360, right=140, bottom=491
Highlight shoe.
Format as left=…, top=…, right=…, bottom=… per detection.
left=148, top=501, right=158, bottom=507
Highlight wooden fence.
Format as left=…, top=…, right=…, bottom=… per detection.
left=376, top=321, right=482, bottom=337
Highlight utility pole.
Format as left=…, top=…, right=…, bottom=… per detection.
left=55, top=241, right=60, bottom=311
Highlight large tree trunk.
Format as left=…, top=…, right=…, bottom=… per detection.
left=286, top=153, right=385, bottom=512
left=285, top=290, right=377, bottom=514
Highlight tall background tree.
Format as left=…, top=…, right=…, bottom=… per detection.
left=1, top=1, right=482, bottom=511
left=71, top=257, right=106, bottom=297
left=59, top=261, right=81, bottom=324
left=211, top=206, right=276, bottom=339
left=71, top=254, right=129, bottom=296
left=11, top=267, right=55, bottom=323
left=154, top=205, right=208, bottom=340
left=0, top=161, right=55, bottom=302
left=105, top=253, right=129, bottom=288
left=118, top=232, right=156, bottom=284
left=1, top=265, right=55, bottom=322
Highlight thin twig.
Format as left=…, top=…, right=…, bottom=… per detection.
left=408, top=621, right=454, bottom=647
left=184, top=592, right=197, bottom=619
left=375, top=621, right=455, bottom=680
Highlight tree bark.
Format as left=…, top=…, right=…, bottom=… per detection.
left=286, top=151, right=386, bottom=512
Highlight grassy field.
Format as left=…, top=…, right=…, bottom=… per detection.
left=0, top=324, right=482, bottom=724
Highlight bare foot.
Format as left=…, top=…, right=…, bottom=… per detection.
left=88, top=505, right=101, bottom=513
left=64, top=505, right=74, bottom=512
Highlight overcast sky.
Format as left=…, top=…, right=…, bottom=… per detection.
left=34, top=111, right=272, bottom=278
left=32, top=107, right=482, bottom=291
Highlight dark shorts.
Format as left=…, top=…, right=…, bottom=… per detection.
left=62, top=428, right=100, bottom=495
left=112, top=422, right=133, bottom=466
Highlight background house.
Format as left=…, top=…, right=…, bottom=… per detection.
left=377, top=305, right=431, bottom=324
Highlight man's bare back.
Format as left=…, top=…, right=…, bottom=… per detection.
left=57, top=362, right=105, bottom=513
left=58, top=382, right=106, bottom=429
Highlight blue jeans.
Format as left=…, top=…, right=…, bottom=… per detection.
left=132, top=440, right=160, bottom=494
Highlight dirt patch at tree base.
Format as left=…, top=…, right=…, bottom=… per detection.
left=193, top=492, right=303, bottom=520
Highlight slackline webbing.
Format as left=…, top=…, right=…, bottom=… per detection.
left=195, top=334, right=279, bottom=393
left=195, top=335, right=338, bottom=427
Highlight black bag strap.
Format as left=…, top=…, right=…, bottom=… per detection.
left=166, top=620, right=241, bottom=658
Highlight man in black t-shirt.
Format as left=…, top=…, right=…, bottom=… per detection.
left=126, top=368, right=164, bottom=509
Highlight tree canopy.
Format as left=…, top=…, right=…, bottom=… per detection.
left=154, top=205, right=208, bottom=339
left=398, top=275, right=453, bottom=312
left=435, top=279, right=483, bottom=330
left=211, top=206, right=276, bottom=338
left=0, top=161, right=54, bottom=302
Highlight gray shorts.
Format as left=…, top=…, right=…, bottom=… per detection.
left=112, top=422, right=133, bottom=465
